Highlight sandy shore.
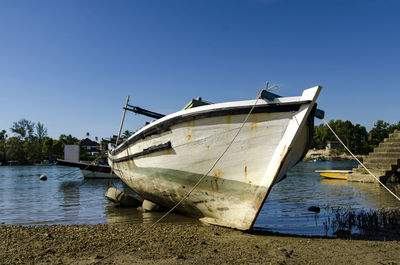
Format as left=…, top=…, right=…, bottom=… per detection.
left=1, top=223, right=399, bottom=265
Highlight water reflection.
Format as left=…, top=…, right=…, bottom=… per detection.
left=0, top=163, right=399, bottom=236
left=58, top=181, right=81, bottom=221
left=254, top=161, right=400, bottom=235
left=319, top=179, right=400, bottom=208
left=104, top=204, right=200, bottom=225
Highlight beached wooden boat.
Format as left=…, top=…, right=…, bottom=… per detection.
left=108, top=86, right=322, bottom=230
left=315, top=170, right=351, bottom=180
left=56, top=159, right=118, bottom=179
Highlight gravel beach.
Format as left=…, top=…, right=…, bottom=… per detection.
left=1, top=223, right=399, bottom=264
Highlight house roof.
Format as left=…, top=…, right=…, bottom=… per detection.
left=79, top=138, right=98, bottom=146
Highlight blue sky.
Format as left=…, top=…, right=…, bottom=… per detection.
left=1, top=0, right=399, bottom=140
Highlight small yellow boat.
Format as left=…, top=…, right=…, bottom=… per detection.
left=315, top=170, right=351, bottom=180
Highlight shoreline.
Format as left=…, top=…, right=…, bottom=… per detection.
left=304, top=149, right=363, bottom=162
left=1, top=223, right=399, bottom=264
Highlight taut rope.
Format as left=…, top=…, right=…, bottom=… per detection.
left=93, top=89, right=267, bottom=264
left=323, top=118, right=400, bottom=202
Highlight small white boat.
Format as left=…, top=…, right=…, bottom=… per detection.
left=108, top=86, right=322, bottom=230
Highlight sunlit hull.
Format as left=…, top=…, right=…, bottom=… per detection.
left=109, top=86, right=321, bottom=230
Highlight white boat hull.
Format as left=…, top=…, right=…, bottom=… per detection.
left=109, top=86, right=321, bottom=230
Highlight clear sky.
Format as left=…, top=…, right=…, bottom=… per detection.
left=1, top=0, right=399, bottom=140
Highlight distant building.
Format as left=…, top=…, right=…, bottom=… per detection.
left=80, top=138, right=100, bottom=155
left=99, top=135, right=118, bottom=152
left=326, top=141, right=341, bottom=150
left=100, top=135, right=126, bottom=151
left=64, top=145, right=80, bottom=162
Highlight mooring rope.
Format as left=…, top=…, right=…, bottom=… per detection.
left=323, top=118, right=400, bottom=202
left=93, top=90, right=267, bottom=264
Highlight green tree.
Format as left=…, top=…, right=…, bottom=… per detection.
left=312, top=120, right=370, bottom=155
left=352, top=124, right=370, bottom=154
left=42, top=138, right=54, bottom=158
left=0, top=130, right=7, bottom=140
left=312, top=124, right=330, bottom=149
left=0, top=130, right=7, bottom=162
left=35, top=122, right=48, bottom=143
left=388, top=121, right=400, bottom=134
left=10, top=119, right=35, bottom=141
left=23, top=140, right=42, bottom=163
left=6, top=136, right=26, bottom=164
left=59, top=134, right=79, bottom=145
left=52, top=140, right=64, bottom=158
left=369, top=120, right=390, bottom=147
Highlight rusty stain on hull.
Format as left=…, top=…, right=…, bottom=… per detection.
left=213, top=169, right=223, bottom=178
left=186, top=120, right=195, bottom=142
left=226, top=116, right=231, bottom=130
left=108, top=85, right=321, bottom=230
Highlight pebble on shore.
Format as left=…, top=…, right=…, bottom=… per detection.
left=0, top=223, right=399, bottom=265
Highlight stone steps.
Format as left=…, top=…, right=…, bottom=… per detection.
left=375, top=147, right=400, bottom=153
left=348, top=168, right=389, bottom=183
left=377, top=142, right=400, bottom=150
left=364, top=159, right=400, bottom=168
left=352, top=167, right=392, bottom=176
left=384, top=137, right=400, bottom=143
left=368, top=152, right=400, bottom=160
left=358, top=162, right=396, bottom=170
left=350, top=129, right=400, bottom=183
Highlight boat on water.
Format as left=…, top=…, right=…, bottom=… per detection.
left=56, top=159, right=119, bottom=179
left=108, top=86, right=323, bottom=230
left=315, top=170, right=351, bottom=180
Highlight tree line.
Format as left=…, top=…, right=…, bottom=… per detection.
left=1, top=118, right=400, bottom=165
left=312, top=120, right=400, bottom=155
left=0, top=119, right=87, bottom=165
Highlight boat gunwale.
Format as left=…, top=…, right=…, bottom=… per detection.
left=315, top=170, right=352, bottom=173
left=110, top=99, right=312, bottom=156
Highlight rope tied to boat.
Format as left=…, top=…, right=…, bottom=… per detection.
left=93, top=90, right=267, bottom=264
left=323, top=118, right=400, bottom=202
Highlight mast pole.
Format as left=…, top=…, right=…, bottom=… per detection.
left=116, top=96, right=130, bottom=146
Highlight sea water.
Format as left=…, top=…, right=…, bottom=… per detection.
left=0, top=161, right=399, bottom=236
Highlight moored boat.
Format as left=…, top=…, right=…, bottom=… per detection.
left=108, top=86, right=323, bottom=230
left=315, top=170, right=351, bottom=180
left=56, top=159, right=119, bottom=179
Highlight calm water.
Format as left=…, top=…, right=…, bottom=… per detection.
left=1, top=161, right=399, bottom=236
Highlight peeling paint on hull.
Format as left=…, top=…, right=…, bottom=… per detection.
left=113, top=166, right=266, bottom=229
left=109, top=86, right=322, bottom=230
